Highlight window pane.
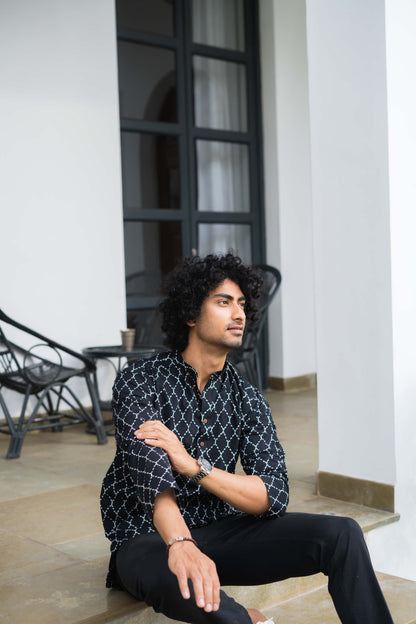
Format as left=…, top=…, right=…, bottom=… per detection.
left=192, top=0, right=244, bottom=51
left=121, top=132, right=180, bottom=211
left=196, top=140, right=249, bottom=212
left=116, top=0, right=174, bottom=37
left=125, top=220, right=181, bottom=345
left=198, top=223, right=251, bottom=263
left=118, top=42, right=177, bottom=122
left=125, top=220, right=182, bottom=300
left=193, top=56, right=247, bottom=131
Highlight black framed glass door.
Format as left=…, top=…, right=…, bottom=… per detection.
left=116, top=0, right=265, bottom=344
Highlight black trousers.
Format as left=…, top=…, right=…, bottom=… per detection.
left=115, top=513, right=394, bottom=624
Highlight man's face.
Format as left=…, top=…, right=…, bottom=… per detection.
left=188, top=279, right=246, bottom=352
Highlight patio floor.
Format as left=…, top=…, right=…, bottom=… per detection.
left=0, top=388, right=415, bottom=623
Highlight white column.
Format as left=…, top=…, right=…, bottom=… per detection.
left=260, top=0, right=316, bottom=381
left=366, top=0, right=416, bottom=582
left=305, top=0, right=395, bottom=484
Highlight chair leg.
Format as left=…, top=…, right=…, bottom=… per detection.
left=6, top=433, right=24, bottom=459
left=85, top=374, right=107, bottom=445
left=1, top=388, right=32, bottom=459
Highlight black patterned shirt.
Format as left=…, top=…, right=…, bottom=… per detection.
left=100, top=351, right=289, bottom=558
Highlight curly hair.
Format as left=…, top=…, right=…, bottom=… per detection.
left=159, top=253, right=263, bottom=352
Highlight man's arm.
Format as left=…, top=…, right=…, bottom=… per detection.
left=135, top=421, right=270, bottom=515
left=113, top=368, right=221, bottom=613
left=153, top=488, right=220, bottom=613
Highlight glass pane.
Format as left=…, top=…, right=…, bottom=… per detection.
left=198, top=223, right=251, bottom=263
left=124, top=221, right=182, bottom=299
left=118, top=41, right=177, bottom=122
left=116, top=0, right=174, bottom=37
left=124, top=221, right=181, bottom=345
left=193, top=56, right=247, bottom=131
left=192, top=0, right=245, bottom=51
left=196, top=140, right=249, bottom=212
left=121, top=132, right=180, bottom=211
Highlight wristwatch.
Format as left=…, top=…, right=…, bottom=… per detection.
left=190, top=457, right=212, bottom=483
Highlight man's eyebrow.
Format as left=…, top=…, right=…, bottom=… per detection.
left=212, top=293, right=246, bottom=301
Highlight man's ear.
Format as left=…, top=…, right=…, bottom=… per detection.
left=186, top=319, right=196, bottom=328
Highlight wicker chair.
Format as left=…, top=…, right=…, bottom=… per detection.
left=0, top=309, right=107, bottom=459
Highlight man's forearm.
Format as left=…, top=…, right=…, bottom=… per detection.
left=153, top=487, right=221, bottom=612
left=194, top=467, right=270, bottom=515
left=174, top=455, right=270, bottom=515
left=153, top=488, right=192, bottom=544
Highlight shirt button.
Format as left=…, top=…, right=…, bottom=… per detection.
left=199, top=441, right=205, bottom=447
left=203, top=418, right=208, bottom=424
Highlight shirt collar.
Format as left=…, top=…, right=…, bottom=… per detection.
left=172, top=350, right=231, bottom=386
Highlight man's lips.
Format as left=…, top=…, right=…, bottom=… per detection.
left=227, top=326, right=244, bottom=333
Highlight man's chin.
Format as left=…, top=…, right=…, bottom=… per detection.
left=224, top=336, right=243, bottom=350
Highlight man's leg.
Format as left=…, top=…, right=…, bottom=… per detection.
left=115, top=532, right=252, bottom=624
left=197, top=513, right=393, bottom=624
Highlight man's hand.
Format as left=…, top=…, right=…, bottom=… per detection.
left=134, top=421, right=198, bottom=476
left=167, top=540, right=220, bottom=612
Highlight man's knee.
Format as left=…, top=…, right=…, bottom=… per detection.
left=327, top=516, right=362, bottom=541
left=323, top=516, right=366, bottom=571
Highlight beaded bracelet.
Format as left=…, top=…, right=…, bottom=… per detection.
left=166, top=536, right=198, bottom=555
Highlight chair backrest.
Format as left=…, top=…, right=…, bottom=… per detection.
left=229, top=265, right=281, bottom=355
left=0, top=313, right=64, bottom=387
left=0, top=325, right=21, bottom=375
left=255, top=264, right=282, bottom=317
left=0, top=309, right=93, bottom=373
left=242, top=265, right=281, bottom=347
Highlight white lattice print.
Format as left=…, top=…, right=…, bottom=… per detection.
left=100, top=351, right=289, bottom=555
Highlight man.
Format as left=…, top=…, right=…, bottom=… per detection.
left=101, top=253, right=393, bottom=624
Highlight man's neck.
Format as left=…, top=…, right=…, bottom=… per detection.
left=181, top=343, right=228, bottom=393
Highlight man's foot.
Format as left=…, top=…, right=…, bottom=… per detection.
left=246, top=607, right=274, bottom=624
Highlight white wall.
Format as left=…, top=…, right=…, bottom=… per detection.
left=306, top=0, right=395, bottom=485
left=366, top=0, right=416, bottom=582
left=260, top=0, right=316, bottom=380
left=0, top=0, right=126, bottom=408
left=0, top=0, right=125, bottom=345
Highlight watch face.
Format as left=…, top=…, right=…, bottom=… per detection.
left=199, top=457, right=212, bottom=471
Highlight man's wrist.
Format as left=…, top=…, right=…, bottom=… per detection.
left=190, top=457, right=213, bottom=483
left=166, top=536, right=198, bottom=555
left=184, top=458, right=200, bottom=478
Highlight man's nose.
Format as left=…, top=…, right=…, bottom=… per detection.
left=232, top=303, right=245, bottom=321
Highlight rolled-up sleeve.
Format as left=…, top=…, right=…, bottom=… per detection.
left=239, top=390, right=289, bottom=516
left=112, top=364, right=178, bottom=522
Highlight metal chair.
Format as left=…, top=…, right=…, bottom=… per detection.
left=0, top=309, right=107, bottom=459
left=228, top=265, right=282, bottom=388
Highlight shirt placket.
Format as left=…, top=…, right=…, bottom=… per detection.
left=195, top=376, right=220, bottom=456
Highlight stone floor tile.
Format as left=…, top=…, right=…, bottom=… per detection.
left=0, top=459, right=85, bottom=501
left=0, top=484, right=102, bottom=545
left=0, top=532, right=77, bottom=582
left=54, top=533, right=111, bottom=562
left=263, top=572, right=416, bottom=624
left=286, top=478, right=316, bottom=507
left=0, top=559, right=139, bottom=624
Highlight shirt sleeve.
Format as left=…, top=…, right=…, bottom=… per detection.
left=239, top=388, right=289, bottom=516
left=112, top=362, right=178, bottom=522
